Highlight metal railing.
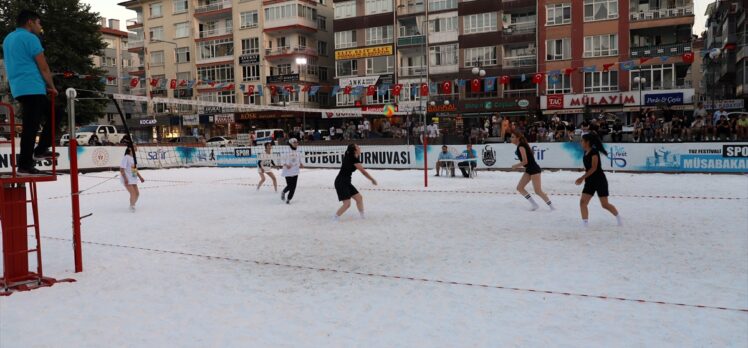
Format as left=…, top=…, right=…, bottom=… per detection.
left=630, top=5, right=694, bottom=21
left=265, top=46, right=318, bottom=57
left=199, top=26, right=233, bottom=38
left=195, top=0, right=232, bottom=14
left=503, top=89, right=537, bottom=98
left=503, top=22, right=536, bottom=35
left=398, top=35, right=425, bottom=46
left=126, top=18, right=143, bottom=27
left=630, top=42, right=692, bottom=57
left=397, top=3, right=424, bottom=15
left=503, top=55, right=536, bottom=68
left=128, top=40, right=144, bottom=49
left=400, top=66, right=427, bottom=76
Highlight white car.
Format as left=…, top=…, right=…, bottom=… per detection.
left=60, top=134, right=70, bottom=146
left=206, top=136, right=235, bottom=147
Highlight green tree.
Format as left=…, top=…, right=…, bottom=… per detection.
left=0, top=0, right=107, bottom=125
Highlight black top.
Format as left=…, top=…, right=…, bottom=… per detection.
left=583, top=148, right=605, bottom=181
left=336, top=154, right=360, bottom=181
left=515, top=143, right=540, bottom=170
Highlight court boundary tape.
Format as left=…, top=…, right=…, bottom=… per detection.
left=40, top=235, right=748, bottom=314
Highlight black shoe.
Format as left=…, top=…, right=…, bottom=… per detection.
left=281, top=191, right=286, bottom=201
left=33, top=150, right=60, bottom=160
left=286, top=199, right=290, bottom=204
left=17, top=167, right=44, bottom=175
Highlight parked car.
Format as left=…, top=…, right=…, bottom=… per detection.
left=254, top=129, right=285, bottom=145
left=75, top=125, right=126, bottom=145
left=168, top=136, right=205, bottom=145
left=60, top=134, right=70, bottom=146
left=206, top=136, right=235, bottom=147
left=303, top=129, right=331, bottom=141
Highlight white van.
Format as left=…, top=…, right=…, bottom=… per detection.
left=254, top=129, right=285, bottom=145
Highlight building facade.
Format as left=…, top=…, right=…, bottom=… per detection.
left=94, top=18, right=141, bottom=125
left=119, top=0, right=335, bottom=139
left=702, top=0, right=746, bottom=111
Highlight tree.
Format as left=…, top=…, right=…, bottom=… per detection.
left=0, top=0, right=107, bottom=125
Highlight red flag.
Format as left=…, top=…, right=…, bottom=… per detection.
left=441, top=81, right=451, bottom=94
left=639, top=57, right=651, bottom=64
left=285, top=85, right=294, bottom=93
left=150, top=78, right=159, bottom=87
left=224, top=83, right=234, bottom=90
left=169, top=79, right=177, bottom=89
left=130, top=77, right=139, bottom=88
left=392, top=84, right=402, bottom=96
left=682, top=52, right=694, bottom=64
left=564, top=67, right=577, bottom=76
left=302, top=85, right=310, bottom=92
left=63, top=71, right=75, bottom=78
left=106, top=76, right=116, bottom=82
left=500, top=76, right=510, bottom=85
left=470, top=79, right=481, bottom=93
left=247, top=85, right=255, bottom=94
left=208, top=81, right=217, bottom=87
left=420, top=83, right=429, bottom=96
left=344, top=85, right=352, bottom=95
left=269, top=85, right=277, bottom=95
left=531, top=73, right=544, bottom=84
left=179, top=79, right=187, bottom=87
left=603, top=63, right=616, bottom=72
left=366, top=85, right=376, bottom=96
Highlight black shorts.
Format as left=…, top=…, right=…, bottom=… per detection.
left=335, top=178, right=359, bottom=201
left=582, top=176, right=609, bottom=197
left=525, top=165, right=541, bottom=175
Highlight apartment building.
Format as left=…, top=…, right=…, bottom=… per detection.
left=94, top=18, right=141, bottom=125
left=119, top=0, right=334, bottom=138
left=539, top=0, right=697, bottom=122
left=703, top=0, right=746, bottom=111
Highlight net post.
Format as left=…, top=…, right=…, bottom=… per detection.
left=66, top=88, right=83, bottom=273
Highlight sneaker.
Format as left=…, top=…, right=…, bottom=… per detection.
left=359, top=212, right=366, bottom=220
left=281, top=191, right=286, bottom=201
left=33, top=150, right=60, bottom=161
left=17, top=167, right=44, bottom=175
left=285, top=199, right=290, bottom=205
left=332, top=215, right=340, bottom=223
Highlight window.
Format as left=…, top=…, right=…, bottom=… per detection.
left=244, top=91, right=261, bottom=105
left=175, top=47, right=190, bottom=63
left=429, top=17, right=458, bottom=33
left=149, top=26, right=164, bottom=41
left=335, top=1, right=356, bottom=19
left=240, top=11, right=259, bottom=28
left=366, top=56, right=394, bottom=74
left=299, top=36, right=307, bottom=48
left=197, top=39, right=234, bottom=60
left=464, top=46, right=497, bottom=67
left=241, top=37, right=260, bottom=54
left=319, top=67, right=328, bottom=81
left=365, top=0, right=392, bottom=15
left=546, top=38, right=571, bottom=61
left=584, top=0, right=618, bottom=21
left=197, top=64, right=234, bottom=83
left=242, top=64, right=260, bottom=81
left=429, top=0, right=457, bottom=11
left=317, top=41, right=328, bottom=56
left=547, top=75, right=571, bottom=94
left=335, top=30, right=357, bottom=49
left=272, top=91, right=299, bottom=104
left=336, top=94, right=356, bottom=107
left=583, top=34, right=618, bottom=57
left=199, top=91, right=236, bottom=104
left=365, top=26, right=393, bottom=45
left=463, top=13, right=497, bottom=34
left=430, top=44, right=458, bottom=66
left=584, top=71, right=618, bottom=92
left=175, top=22, right=190, bottom=38
left=270, top=64, right=292, bottom=75
left=317, top=15, right=327, bottom=31
left=173, top=0, right=188, bottom=13
left=367, top=88, right=393, bottom=105
left=150, top=51, right=164, bottom=66
left=103, top=38, right=116, bottom=48
left=336, top=59, right=358, bottom=77
left=630, top=64, right=677, bottom=91
left=265, top=4, right=317, bottom=22
left=546, top=3, right=571, bottom=25
left=150, top=3, right=163, bottom=18
left=101, top=57, right=116, bottom=67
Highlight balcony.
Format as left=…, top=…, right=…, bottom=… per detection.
left=630, top=5, right=694, bottom=22
left=397, top=3, right=424, bottom=16
left=503, top=56, right=536, bottom=68
left=130, top=87, right=147, bottom=96
left=502, top=22, right=536, bottom=43
left=126, top=18, right=143, bottom=29
left=194, top=0, right=232, bottom=17
left=502, top=0, right=535, bottom=10
left=265, top=46, right=319, bottom=59
left=263, top=18, right=318, bottom=33
left=128, top=40, right=144, bottom=52
left=195, top=54, right=234, bottom=65
left=398, top=35, right=425, bottom=47
left=198, top=26, right=233, bottom=39
left=400, top=66, right=426, bottom=77
left=129, top=65, right=146, bottom=75
left=429, top=64, right=459, bottom=75
left=630, top=42, right=692, bottom=58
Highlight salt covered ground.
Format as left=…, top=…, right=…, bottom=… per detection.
left=1, top=168, right=747, bottom=347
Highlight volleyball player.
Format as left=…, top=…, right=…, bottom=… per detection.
left=333, top=144, right=377, bottom=222
left=120, top=145, right=144, bottom=212
left=510, top=131, right=554, bottom=211
left=575, top=133, right=622, bottom=227
left=281, top=138, right=303, bottom=204
left=257, top=142, right=278, bottom=192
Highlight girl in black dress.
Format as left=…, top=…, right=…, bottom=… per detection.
left=510, top=131, right=554, bottom=211
left=333, top=144, right=377, bottom=221
left=575, top=133, right=622, bottom=227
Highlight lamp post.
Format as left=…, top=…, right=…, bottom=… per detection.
left=634, top=76, right=647, bottom=117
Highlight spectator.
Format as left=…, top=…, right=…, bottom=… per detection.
left=633, top=117, right=644, bottom=142
left=693, top=102, right=707, bottom=124
left=716, top=115, right=731, bottom=141
left=643, top=116, right=655, bottom=142
left=458, top=144, right=477, bottom=178
left=363, top=118, right=370, bottom=139
left=501, top=117, right=510, bottom=142
left=671, top=115, right=683, bottom=142
left=611, top=119, right=623, bottom=142
left=312, top=129, right=321, bottom=141
left=580, top=120, right=591, bottom=135
left=662, top=106, right=674, bottom=141
left=738, top=114, right=748, bottom=140
left=714, top=108, right=728, bottom=126
left=690, top=116, right=705, bottom=141
left=491, top=114, right=500, bottom=137
left=336, top=126, right=344, bottom=140
left=435, top=145, right=455, bottom=177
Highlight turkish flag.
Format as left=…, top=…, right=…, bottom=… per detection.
left=531, top=73, right=543, bottom=84
left=420, top=83, right=429, bottom=96
left=269, top=85, right=277, bottom=95
left=344, top=85, right=352, bottom=95
left=442, top=81, right=451, bottom=94
left=302, top=85, right=311, bottom=92
left=179, top=79, right=187, bottom=87
left=285, top=85, right=294, bottom=93
left=392, top=84, right=402, bottom=96
left=247, top=85, right=255, bottom=94
left=224, top=83, right=235, bottom=90
left=150, top=78, right=159, bottom=87
left=130, top=77, right=139, bottom=88
left=169, top=79, right=177, bottom=89
left=470, top=79, right=481, bottom=93
left=564, top=67, right=577, bottom=76
left=640, top=57, right=652, bottom=64
left=603, top=63, right=616, bottom=72
left=500, top=76, right=510, bottom=85
left=367, top=85, right=376, bottom=96
left=682, top=52, right=694, bottom=64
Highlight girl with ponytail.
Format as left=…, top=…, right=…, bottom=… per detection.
left=510, top=130, right=554, bottom=211
left=333, top=144, right=377, bottom=222
left=576, top=133, right=621, bottom=227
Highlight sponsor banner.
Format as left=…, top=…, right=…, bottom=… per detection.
left=339, top=76, right=380, bottom=88
left=302, top=146, right=413, bottom=169
left=427, top=103, right=457, bottom=113
left=644, top=92, right=683, bottom=106
left=324, top=109, right=363, bottom=118
left=541, top=89, right=695, bottom=110
left=238, top=54, right=260, bottom=66
left=182, top=114, right=199, bottom=126
left=703, top=99, right=745, bottom=110
left=334, top=46, right=393, bottom=60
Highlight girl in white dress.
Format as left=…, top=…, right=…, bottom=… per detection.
left=120, top=145, right=145, bottom=212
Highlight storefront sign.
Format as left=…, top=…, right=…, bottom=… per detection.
left=139, top=119, right=157, bottom=125
left=427, top=104, right=457, bottom=113
left=541, top=89, right=695, bottom=110
left=266, top=74, right=299, bottom=84
left=339, top=75, right=380, bottom=88
left=644, top=93, right=683, bottom=106
left=235, top=111, right=301, bottom=120
left=203, top=106, right=222, bottom=114
left=182, top=114, right=199, bottom=126
left=324, top=109, right=362, bottom=118
left=704, top=99, right=745, bottom=110
left=461, top=99, right=530, bottom=111
left=334, top=45, right=393, bottom=60
left=361, top=105, right=398, bottom=112
left=213, top=113, right=235, bottom=124
left=239, top=54, right=260, bottom=66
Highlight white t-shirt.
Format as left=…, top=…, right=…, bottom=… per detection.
left=258, top=152, right=276, bottom=172
left=120, top=154, right=138, bottom=185
left=281, top=148, right=304, bottom=177
left=364, top=120, right=370, bottom=130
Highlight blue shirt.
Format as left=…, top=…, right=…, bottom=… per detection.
left=438, top=151, right=453, bottom=160
left=461, top=149, right=477, bottom=159
left=2, top=28, right=46, bottom=97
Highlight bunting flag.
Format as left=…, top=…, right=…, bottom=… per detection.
left=331, top=85, right=340, bottom=96
left=63, top=71, right=75, bottom=78
left=186, top=80, right=196, bottom=89
left=639, top=57, right=652, bottom=64
left=150, top=78, right=159, bottom=87
left=411, top=84, right=418, bottom=98
left=99, top=77, right=106, bottom=84
left=179, top=79, right=187, bottom=87
left=367, top=85, right=377, bottom=96
left=457, top=79, right=466, bottom=87
left=342, top=85, right=351, bottom=95
left=582, top=65, right=596, bottom=73
left=620, top=60, right=636, bottom=71
left=256, top=84, right=263, bottom=96
left=239, top=84, right=246, bottom=92
left=214, top=82, right=225, bottom=89
left=470, top=78, right=481, bottom=93
left=130, top=77, right=139, bottom=88
left=309, top=85, right=320, bottom=96
left=106, top=76, right=117, bottom=82
left=441, top=80, right=452, bottom=94
left=499, top=76, right=510, bottom=85
left=563, top=67, right=577, bottom=76
left=302, top=85, right=311, bottom=92
left=659, top=56, right=670, bottom=63
left=531, top=73, right=544, bottom=84
left=521, top=74, right=526, bottom=82
left=484, top=77, right=496, bottom=92
left=548, top=70, right=561, bottom=76
left=169, top=79, right=177, bottom=89
left=224, top=83, right=234, bottom=90
left=549, top=74, right=561, bottom=84
left=682, top=52, right=694, bottom=64
left=603, top=63, right=616, bottom=72
left=378, top=83, right=390, bottom=96
left=392, top=84, right=402, bottom=96
left=429, top=82, right=438, bottom=95
left=419, top=83, right=429, bottom=96
left=246, top=84, right=255, bottom=94
left=286, top=85, right=295, bottom=93
left=269, top=85, right=277, bottom=95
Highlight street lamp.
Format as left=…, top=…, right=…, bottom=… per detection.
left=296, top=57, right=308, bottom=135
left=634, top=76, right=647, bottom=117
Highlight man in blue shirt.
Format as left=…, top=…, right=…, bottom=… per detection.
left=2, top=10, right=58, bottom=174
left=435, top=145, right=454, bottom=177
left=458, top=144, right=477, bottom=178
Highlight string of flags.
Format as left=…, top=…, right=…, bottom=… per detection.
left=53, top=52, right=696, bottom=97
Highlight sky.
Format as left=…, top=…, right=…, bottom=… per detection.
left=83, top=0, right=710, bottom=35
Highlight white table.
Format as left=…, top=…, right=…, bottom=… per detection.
left=440, top=158, right=478, bottom=178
